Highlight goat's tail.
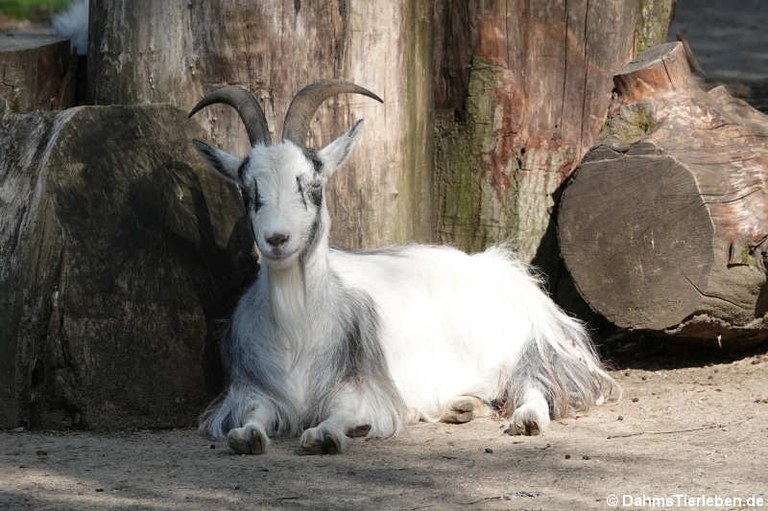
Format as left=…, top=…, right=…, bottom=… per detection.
left=489, top=247, right=620, bottom=419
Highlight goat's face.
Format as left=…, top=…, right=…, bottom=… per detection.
left=193, top=120, right=364, bottom=269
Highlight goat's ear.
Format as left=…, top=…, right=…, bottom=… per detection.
left=316, top=119, right=364, bottom=177
left=192, top=139, right=243, bottom=185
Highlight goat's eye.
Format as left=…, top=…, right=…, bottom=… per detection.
left=306, top=181, right=323, bottom=208
left=295, top=176, right=323, bottom=209
left=243, top=185, right=262, bottom=213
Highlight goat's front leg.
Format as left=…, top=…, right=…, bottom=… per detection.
left=506, top=387, right=551, bottom=436
left=227, top=402, right=274, bottom=455
left=300, top=386, right=371, bottom=455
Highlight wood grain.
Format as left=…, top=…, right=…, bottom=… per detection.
left=0, top=104, right=255, bottom=429
left=88, top=0, right=433, bottom=249
left=0, top=33, right=75, bottom=111
left=432, top=0, right=644, bottom=260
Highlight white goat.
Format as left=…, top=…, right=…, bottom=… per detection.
left=190, top=81, right=618, bottom=455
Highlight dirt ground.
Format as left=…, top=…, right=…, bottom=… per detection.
left=2, top=343, right=767, bottom=511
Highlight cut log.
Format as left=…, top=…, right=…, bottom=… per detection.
left=0, top=33, right=75, bottom=111
left=0, top=102, right=255, bottom=429
left=558, top=42, right=768, bottom=344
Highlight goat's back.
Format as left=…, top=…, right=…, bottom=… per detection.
left=330, top=244, right=556, bottom=418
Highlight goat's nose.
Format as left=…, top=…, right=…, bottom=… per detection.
left=266, top=232, right=290, bottom=248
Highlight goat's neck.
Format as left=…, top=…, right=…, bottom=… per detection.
left=265, top=235, right=335, bottom=342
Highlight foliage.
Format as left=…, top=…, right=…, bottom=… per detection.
left=0, top=0, right=70, bottom=20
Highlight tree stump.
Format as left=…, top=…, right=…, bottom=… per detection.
left=0, top=33, right=75, bottom=111
left=558, top=42, right=768, bottom=344
left=0, top=103, right=254, bottom=429
left=431, top=0, right=673, bottom=261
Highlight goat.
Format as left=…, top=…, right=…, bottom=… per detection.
left=190, top=80, right=618, bottom=455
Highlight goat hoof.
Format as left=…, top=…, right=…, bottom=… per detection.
left=346, top=424, right=371, bottom=438
left=300, top=427, right=346, bottom=455
left=506, top=404, right=550, bottom=436
left=440, top=396, right=487, bottom=424
left=227, top=425, right=269, bottom=454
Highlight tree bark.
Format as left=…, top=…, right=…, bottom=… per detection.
left=558, top=42, right=768, bottom=344
left=88, top=0, right=433, bottom=249
left=0, top=33, right=75, bottom=111
left=0, top=102, right=254, bottom=429
left=431, top=0, right=672, bottom=261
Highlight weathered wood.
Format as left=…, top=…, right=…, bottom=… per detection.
left=0, top=103, right=255, bottom=429
left=87, top=0, right=433, bottom=249
left=0, top=33, right=75, bottom=111
left=87, top=1, right=673, bottom=258
left=431, top=0, right=673, bottom=261
left=558, top=42, right=768, bottom=344
left=634, top=0, right=676, bottom=54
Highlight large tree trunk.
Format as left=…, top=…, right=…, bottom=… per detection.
left=88, top=0, right=433, bottom=248
left=431, top=0, right=673, bottom=260
left=558, top=42, right=768, bottom=344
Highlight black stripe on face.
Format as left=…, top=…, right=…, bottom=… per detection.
left=237, top=156, right=251, bottom=182
left=242, top=185, right=262, bottom=215
left=300, top=180, right=325, bottom=260
left=303, top=148, right=323, bottom=174
left=307, top=181, right=323, bottom=208
left=297, top=175, right=323, bottom=209
left=305, top=211, right=321, bottom=255
left=296, top=176, right=308, bottom=209
left=236, top=156, right=263, bottom=214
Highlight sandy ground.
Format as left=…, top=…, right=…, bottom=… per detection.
left=2, top=345, right=767, bottom=511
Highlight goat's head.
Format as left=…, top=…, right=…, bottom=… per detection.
left=190, top=80, right=382, bottom=269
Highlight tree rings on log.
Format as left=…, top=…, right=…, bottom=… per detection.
left=559, top=143, right=714, bottom=330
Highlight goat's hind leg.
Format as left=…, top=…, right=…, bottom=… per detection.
left=505, top=387, right=551, bottom=436
left=227, top=404, right=273, bottom=455
left=439, top=395, right=490, bottom=424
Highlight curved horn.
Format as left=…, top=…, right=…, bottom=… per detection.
left=188, top=86, right=271, bottom=147
left=282, top=79, right=383, bottom=146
